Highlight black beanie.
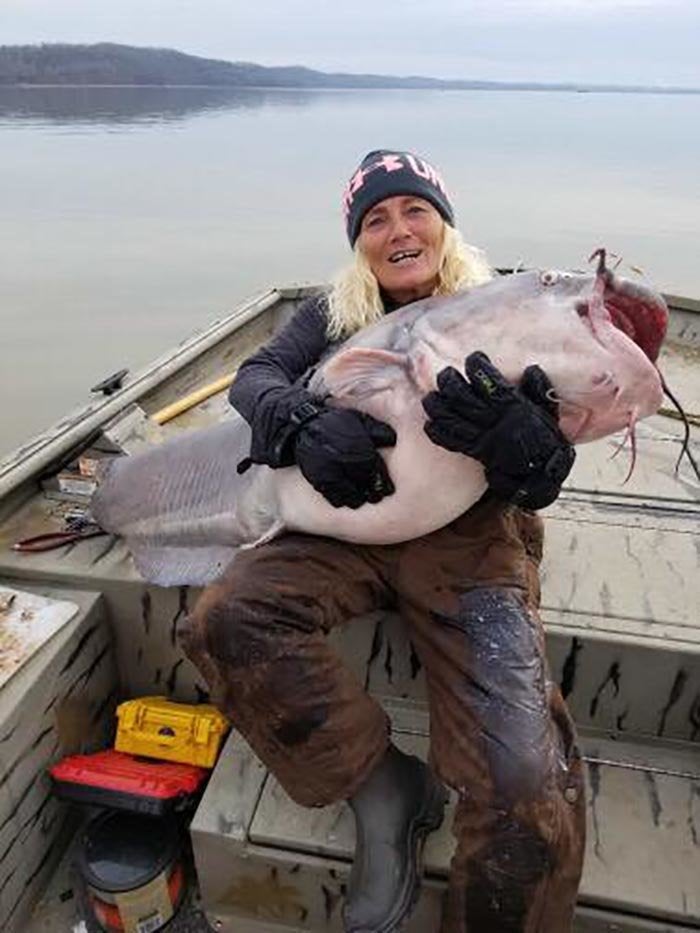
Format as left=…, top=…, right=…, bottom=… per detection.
left=343, top=149, right=455, bottom=246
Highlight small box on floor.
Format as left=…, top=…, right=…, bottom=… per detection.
left=50, top=749, right=208, bottom=816
left=115, top=696, right=229, bottom=768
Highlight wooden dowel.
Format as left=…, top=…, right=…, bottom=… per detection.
left=152, top=372, right=237, bottom=425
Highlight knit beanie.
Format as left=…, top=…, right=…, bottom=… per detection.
left=342, top=149, right=455, bottom=246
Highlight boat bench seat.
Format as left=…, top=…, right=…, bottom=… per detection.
left=191, top=703, right=700, bottom=932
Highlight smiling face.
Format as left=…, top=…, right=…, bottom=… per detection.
left=357, top=195, right=445, bottom=305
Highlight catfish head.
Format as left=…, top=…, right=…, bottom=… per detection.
left=406, top=249, right=669, bottom=448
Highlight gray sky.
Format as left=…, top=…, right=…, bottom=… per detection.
left=2, top=0, right=700, bottom=87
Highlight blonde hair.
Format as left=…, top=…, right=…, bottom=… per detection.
left=326, top=224, right=493, bottom=340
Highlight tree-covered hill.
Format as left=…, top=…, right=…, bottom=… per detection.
left=0, top=43, right=696, bottom=93
left=0, top=43, right=455, bottom=88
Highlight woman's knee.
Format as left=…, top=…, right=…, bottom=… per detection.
left=445, top=738, right=560, bottom=814
left=432, top=585, right=570, bottom=808
left=182, top=583, right=274, bottom=669
left=183, top=562, right=327, bottom=671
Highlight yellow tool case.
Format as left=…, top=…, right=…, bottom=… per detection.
left=115, top=696, right=229, bottom=768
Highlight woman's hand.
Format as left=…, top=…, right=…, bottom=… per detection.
left=422, top=352, right=575, bottom=510
left=294, top=408, right=397, bottom=509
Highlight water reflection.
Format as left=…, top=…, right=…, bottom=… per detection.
left=0, top=85, right=322, bottom=126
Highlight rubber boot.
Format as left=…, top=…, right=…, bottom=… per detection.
left=343, top=744, right=448, bottom=933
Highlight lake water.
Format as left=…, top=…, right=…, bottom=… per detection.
left=1, top=85, right=699, bottom=457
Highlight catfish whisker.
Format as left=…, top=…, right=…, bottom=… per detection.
left=609, top=428, right=627, bottom=461
left=545, top=387, right=569, bottom=406
left=609, top=410, right=638, bottom=483
left=659, top=372, right=700, bottom=481
left=624, top=415, right=638, bottom=484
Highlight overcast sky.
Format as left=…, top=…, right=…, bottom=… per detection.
left=2, top=0, right=699, bottom=87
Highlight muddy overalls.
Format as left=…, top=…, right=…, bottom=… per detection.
left=180, top=295, right=586, bottom=932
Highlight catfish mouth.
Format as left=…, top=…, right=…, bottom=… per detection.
left=586, top=252, right=697, bottom=485
left=602, top=281, right=667, bottom=363
left=576, top=259, right=669, bottom=364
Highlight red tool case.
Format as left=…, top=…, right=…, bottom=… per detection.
left=50, top=750, right=208, bottom=816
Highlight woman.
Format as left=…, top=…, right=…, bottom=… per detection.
left=182, top=150, right=585, bottom=933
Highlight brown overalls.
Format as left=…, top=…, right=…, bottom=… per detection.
left=181, top=496, right=585, bottom=932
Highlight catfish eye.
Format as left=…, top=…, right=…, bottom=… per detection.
left=540, top=270, right=559, bottom=286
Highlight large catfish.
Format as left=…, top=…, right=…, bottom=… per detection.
left=92, top=254, right=668, bottom=586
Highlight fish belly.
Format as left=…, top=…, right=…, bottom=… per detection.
left=276, top=427, right=487, bottom=544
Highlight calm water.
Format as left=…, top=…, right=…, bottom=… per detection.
left=1, top=85, right=699, bottom=456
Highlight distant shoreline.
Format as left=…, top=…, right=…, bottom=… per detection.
left=1, top=43, right=698, bottom=96
left=4, top=83, right=700, bottom=96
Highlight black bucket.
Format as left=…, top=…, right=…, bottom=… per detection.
left=77, top=810, right=185, bottom=933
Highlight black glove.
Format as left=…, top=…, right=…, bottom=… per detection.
left=422, top=351, right=575, bottom=510
left=243, top=385, right=317, bottom=471
left=294, top=407, right=396, bottom=509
